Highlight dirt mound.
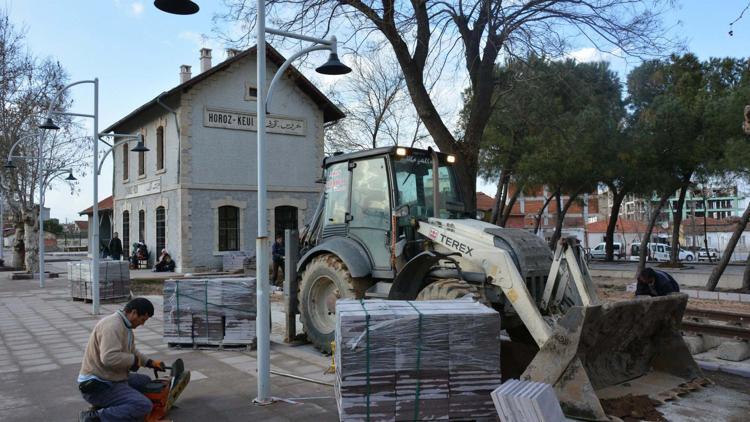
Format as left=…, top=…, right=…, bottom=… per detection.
left=601, top=394, right=666, bottom=421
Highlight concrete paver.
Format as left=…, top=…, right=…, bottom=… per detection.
left=0, top=262, right=338, bottom=422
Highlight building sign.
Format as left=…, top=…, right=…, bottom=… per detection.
left=204, top=107, right=306, bottom=136
left=124, top=178, right=161, bottom=199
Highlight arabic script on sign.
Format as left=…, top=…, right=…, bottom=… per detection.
left=204, top=107, right=306, bottom=136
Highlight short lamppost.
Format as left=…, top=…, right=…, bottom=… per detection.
left=155, top=0, right=351, bottom=404
left=5, top=135, right=77, bottom=288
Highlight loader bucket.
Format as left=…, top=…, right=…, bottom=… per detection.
left=521, top=294, right=703, bottom=421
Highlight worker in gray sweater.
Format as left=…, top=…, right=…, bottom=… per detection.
left=77, top=298, right=165, bottom=422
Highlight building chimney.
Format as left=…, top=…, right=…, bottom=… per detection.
left=200, top=48, right=212, bottom=73
left=179, top=65, right=192, bottom=83
left=226, top=48, right=241, bottom=59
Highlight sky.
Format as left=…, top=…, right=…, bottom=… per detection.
left=5, top=0, right=750, bottom=222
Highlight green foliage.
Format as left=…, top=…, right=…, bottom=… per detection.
left=43, top=218, right=63, bottom=236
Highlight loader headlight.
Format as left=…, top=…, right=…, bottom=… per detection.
left=396, top=147, right=408, bottom=156
left=447, top=154, right=456, bottom=163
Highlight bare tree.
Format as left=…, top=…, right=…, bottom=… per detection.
left=0, top=12, right=88, bottom=271
left=324, top=50, right=429, bottom=153
left=217, top=0, right=675, bottom=212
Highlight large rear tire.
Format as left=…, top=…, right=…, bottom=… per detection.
left=415, top=278, right=482, bottom=301
left=299, top=254, right=368, bottom=353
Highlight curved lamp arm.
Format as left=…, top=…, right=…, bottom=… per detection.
left=6, top=133, right=41, bottom=164
left=44, top=80, right=96, bottom=119
left=96, top=134, right=142, bottom=175
left=266, top=44, right=330, bottom=113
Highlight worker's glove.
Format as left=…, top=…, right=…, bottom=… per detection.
left=129, top=354, right=141, bottom=372
left=146, top=359, right=166, bottom=372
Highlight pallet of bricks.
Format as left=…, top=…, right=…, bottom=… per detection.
left=68, top=260, right=131, bottom=302
left=163, top=278, right=257, bottom=347
left=335, top=298, right=502, bottom=421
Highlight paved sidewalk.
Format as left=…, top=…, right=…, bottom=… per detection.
left=0, top=269, right=338, bottom=422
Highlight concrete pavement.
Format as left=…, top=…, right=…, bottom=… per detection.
left=0, top=262, right=338, bottom=422
left=589, top=260, right=747, bottom=289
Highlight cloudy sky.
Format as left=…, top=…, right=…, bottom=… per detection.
left=5, top=0, right=750, bottom=222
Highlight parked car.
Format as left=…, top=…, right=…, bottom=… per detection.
left=677, top=248, right=695, bottom=261
left=589, top=242, right=625, bottom=260
left=629, top=242, right=694, bottom=262
left=698, top=248, right=721, bottom=261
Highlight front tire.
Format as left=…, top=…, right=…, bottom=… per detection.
left=298, top=254, right=368, bottom=353
left=416, top=278, right=482, bottom=301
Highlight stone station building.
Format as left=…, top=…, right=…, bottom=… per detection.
left=104, top=45, right=343, bottom=271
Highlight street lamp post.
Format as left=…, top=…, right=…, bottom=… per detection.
left=156, top=0, right=351, bottom=404
left=39, top=79, right=101, bottom=314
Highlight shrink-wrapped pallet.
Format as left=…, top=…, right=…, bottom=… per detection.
left=222, top=252, right=249, bottom=272
left=68, top=260, right=131, bottom=301
left=163, top=278, right=256, bottom=346
left=335, top=299, right=502, bottom=421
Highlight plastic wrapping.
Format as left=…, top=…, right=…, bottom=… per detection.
left=335, top=298, right=502, bottom=421
left=68, top=260, right=130, bottom=301
left=222, top=252, right=249, bottom=272
left=162, top=278, right=256, bottom=346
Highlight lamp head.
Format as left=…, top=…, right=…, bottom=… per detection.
left=39, top=117, right=60, bottom=130
left=315, top=52, right=352, bottom=75
left=131, top=139, right=150, bottom=153
left=4, top=159, right=16, bottom=169
left=65, top=171, right=77, bottom=181
left=154, top=0, right=199, bottom=15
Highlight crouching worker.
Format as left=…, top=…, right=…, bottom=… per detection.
left=636, top=267, right=680, bottom=297
left=77, top=298, right=165, bottom=422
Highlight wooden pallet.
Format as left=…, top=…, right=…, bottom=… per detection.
left=166, top=338, right=256, bottom=351
left=71, top=295, right=130, bottom=304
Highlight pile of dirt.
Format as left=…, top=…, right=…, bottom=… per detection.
left=600, top=394, right=666, bottom=422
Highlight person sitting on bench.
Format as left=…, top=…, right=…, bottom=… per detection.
left=152, top=249, right=176, bottom=272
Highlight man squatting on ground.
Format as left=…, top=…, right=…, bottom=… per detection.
left=77, top=298, right=165, bottom=421
left=636, top=267, right=681, bottom=297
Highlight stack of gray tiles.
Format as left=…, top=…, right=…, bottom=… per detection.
left=335, top=299, right=502, bottom=421
left=491, top=379, right=565, bottom=422
left=163, top=278, right=257, bottom=346
left=222, top=252, right=249, bottom=272
left=68, top=260, right=130, bottom=301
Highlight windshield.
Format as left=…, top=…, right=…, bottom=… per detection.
left=393, top=154, right=462, bottom=219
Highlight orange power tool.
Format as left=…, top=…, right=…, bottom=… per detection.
left=143, top=358, right=190, bottom=422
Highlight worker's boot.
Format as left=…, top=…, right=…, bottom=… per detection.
left=78, top=408, right=100, bottom=422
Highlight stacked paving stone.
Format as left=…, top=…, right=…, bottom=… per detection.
left=222, top=252, right=249, bottom=272
left=335, top=299, right=502, bottom=421
left=163, top=278, right=256, bottom=346
left=491, top=379, right=565, bottom=422
left=68, top=260, right=130, bottom=301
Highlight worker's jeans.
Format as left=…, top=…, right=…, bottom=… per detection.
left=82, top=374, right=152, bottom=422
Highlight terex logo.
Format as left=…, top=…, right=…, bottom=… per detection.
left=439, top=234, right=474, bottom=256
left=428, top=229, right=439, bottom=240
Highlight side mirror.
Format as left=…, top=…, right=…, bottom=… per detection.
left=393, top=204, right=410, bottom=218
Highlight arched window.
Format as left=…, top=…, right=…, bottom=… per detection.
left=122, top=211, right=130, bottom=255
left=138, top=210, right=145, bottom=242
left=156, top=206, right=165, bottom=253
left=122, top=144, right=129, bottom=180
left=218, top=206, right=239, bottom=251
left=138, top=138, right=145, bottom=176
left=156, top=126, right=164, bottom=171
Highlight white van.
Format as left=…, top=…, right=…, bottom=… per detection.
left=589, top=242, right=624, bottom=260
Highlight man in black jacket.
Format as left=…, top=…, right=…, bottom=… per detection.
left=109, top=232, right=123, bottom=261
left=271, top=234, right=285, bottom=286
left=636, top=267, right=680, bottom=297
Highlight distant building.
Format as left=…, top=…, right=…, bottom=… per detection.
left=99, top=45, right=343, bottom=271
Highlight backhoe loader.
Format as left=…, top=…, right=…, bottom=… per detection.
left=294, top=146, right=704, bottom=420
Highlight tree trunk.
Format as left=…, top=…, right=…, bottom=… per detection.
left=743, top=254, right=750, bottom=291
left=534, top=188, right=558, bottom=234
left=11, top=218, right=25, bottom=269
left=23, top=207, right=39, bottom=273
left=499, top=187, right=522, bottom=227
left=702, top=195, right=711, bottom=263
left=605, top=189, right=626, bottom=261
left=548, top=189, right=582, bottom=249
left=669, top=178, right=691, bottom=264
left=706, top=202, right=750, bottom=291
left=495, top=174, right=510, bottom=225
left=490, top=175, right=504, bottom=224
left=453, top=157, right=478, bottom=215
left=639, top=192, right=671, bottom=274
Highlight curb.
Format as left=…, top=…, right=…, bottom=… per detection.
left=697, top=360, right=750, bottom=378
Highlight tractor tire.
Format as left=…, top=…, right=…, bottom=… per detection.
left=416, top=278, right=482, bottom=302
left=299, top=254, right=368, bottom=353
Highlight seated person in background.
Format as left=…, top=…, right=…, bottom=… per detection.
left=130, top=242, right=148, bottom=268
left=153, top=249, right=176, bottom=272
left=635, top=267, right=680, bottom=297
